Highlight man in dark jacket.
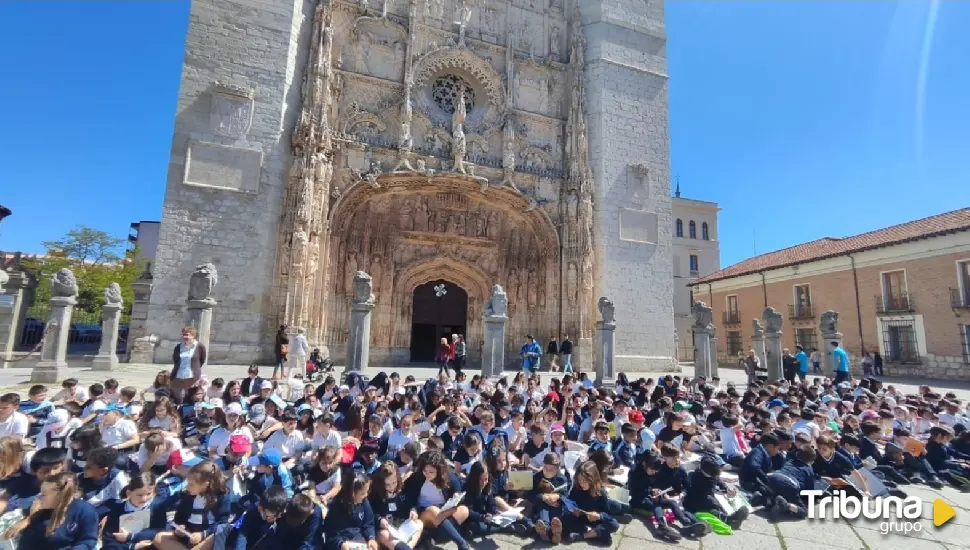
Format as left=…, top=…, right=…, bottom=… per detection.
left=559, top=335, right=574, bottom=373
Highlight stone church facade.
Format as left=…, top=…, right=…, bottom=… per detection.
left=146, top=0, right=676, bottom=371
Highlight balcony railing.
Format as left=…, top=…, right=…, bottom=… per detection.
left=951, top=288, right=970, bottom=309
left=689, top=269, right=699, bottom=277
left=876, top=293, right=916, bottom=314
left=722, top=310, right=741, bottom=325
left=788, top=303, right=815, bottom=320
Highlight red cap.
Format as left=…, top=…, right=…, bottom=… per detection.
left=629, top=410, right=645, bottom=424
left=341, top=443, right=357, bottom=464
left=167, top=449, right=203, bottom=468
left=229, top=435, right=251, bottom=454
left=546, top=392, right=561, bottom=403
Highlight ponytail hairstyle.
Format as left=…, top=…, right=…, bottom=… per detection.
left=189, top=462, right=228, bottom=508
left=9, top=472, right=78, bottom=538
left=122, top=472, right=157, bottom=499
left=0, top=436, right=25, bottom=479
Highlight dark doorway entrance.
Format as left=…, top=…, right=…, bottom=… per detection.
left=410, top=280, right=468, bottom=362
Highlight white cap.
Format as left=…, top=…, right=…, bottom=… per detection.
left=261, top=380, right=274, bottom=390
left=394, top=387, right=406, bottom=396
left=226, top=402, right=244, bottom=415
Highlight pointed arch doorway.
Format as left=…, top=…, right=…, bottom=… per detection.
left=410, top=280, right=468, bottom=362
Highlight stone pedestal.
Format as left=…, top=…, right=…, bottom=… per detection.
left=31, top=295, right=76, bottom=383
left=186, top=298, right=216, bottom=350
left=92, top=302, right=123, bottom=371
left=693, top=326, right=711, bottom=379
left=482, top=316, right=506, bottom=377
left=594, top=319, right=616, bottom=388
left=0, top=270, right=31, bottom=369
left=709, top=326, right=719, bottom=378
left=765, top=331, right=783, bottom=381
left=346, top=303, right=373, bottom=374
left=751, top=333, right=766, bottom=372
left=126, top=266, right=154, bottom=363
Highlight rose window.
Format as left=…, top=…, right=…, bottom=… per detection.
left=431, top=74, right=476, bottom=114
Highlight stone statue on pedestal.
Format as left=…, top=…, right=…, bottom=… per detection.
left=188, top=263, right=218, bottom=303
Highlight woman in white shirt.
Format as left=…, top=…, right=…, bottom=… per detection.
left=170, top=327, right=206, bottom=403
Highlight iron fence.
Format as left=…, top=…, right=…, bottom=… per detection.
left=880, top=319, right=920, bottom=364
left=951, top=288, right=970, bottom=309
left=722, top=310, right=740, bottom=325
left=19, top=302, right=130, bottom=355
left=961, top=324, right=970, bottom=364
left=788, top=303, right=815, bottom=320
left=725, top=330, right=743, bottom=357
left=794, top=328, right=819, bottom=353
left=876, top=293, right=916, bottom=314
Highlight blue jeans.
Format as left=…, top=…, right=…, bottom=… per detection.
left=562, top=353, right=573, bottom=372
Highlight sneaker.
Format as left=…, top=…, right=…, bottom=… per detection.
left=535, top=520, right=549, bottom=541
left=926, top=477, right=945, bottom=490
left=689, top=521, right=712, bottom=537
left=748, top=491, right=765, bottom=507
left=550, top=518, right=563, bottom=545
left=727, top=507, right=749, bottom=529
left=771, top=496, right=789, bottom=518
left=883, top=480, right=898, bottom=489
left=512, top=523, right=528, bottom=535
left=909, top=475, right=924, bottom=485
left=567, top=532, right=584, bottom=543
left=616, top=513, right=634, bottom=524
left=658, top=523, right=683, bottom=542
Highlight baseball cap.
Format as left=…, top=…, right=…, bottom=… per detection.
left=260, top=380, right=273, bottom=390
left=209, top=398, right=224, bottom=409
left=249, top=403, right=266, bottom=424
left=821, top=395, right=835, bottom=404
left=339, top=385, right=350, bottom=393
left=673, top=401, right=691, bottom=412
left=197, top=401, right=216, bottom=410
left=258, top=449, right=282, bottom=467
left=167, top=449, right=204, bottom=468
left=225, top=402, right=245, bottom=416
left=394, top=387, right=406, bottom=396
left=628, top=410, right=645, bottom=424
left=767, top=399, right=786, bottom=409
left=551, top=424, right=566, bottom=434
left=297, top=404, right=314, bottom=415
left=229, top=435, right=251, bottom=454
left=545, top=392, right=560, bottom=403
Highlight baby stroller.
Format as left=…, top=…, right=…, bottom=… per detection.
left=306, top=348, right=334, bottom=382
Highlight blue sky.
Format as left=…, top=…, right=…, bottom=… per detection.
left=1, top=1, right=967, bottom=268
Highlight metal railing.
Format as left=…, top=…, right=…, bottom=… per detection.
left=951, top=288, right=970, bottom=309
left=689, top=269, right=699, bottom=277
left=788, top=303, right=815, bottom=320
left=876, top=293, right=915, bottom=314
left=722, top=310, right=740, bottom=325
left=880, top=319, right=920, bottom=364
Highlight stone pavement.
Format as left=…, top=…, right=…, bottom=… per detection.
left=4, top=361, right=970, bottom=547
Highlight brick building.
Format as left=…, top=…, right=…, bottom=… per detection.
left=690, top=207, right=970, bottom=379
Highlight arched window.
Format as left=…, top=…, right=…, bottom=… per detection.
left=702, top=222, right=709, bottom=240
left=689, top=221, right=697, bottom=239
left=675, top=219, right=683, bottom=238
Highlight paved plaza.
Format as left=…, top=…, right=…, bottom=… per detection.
left=3, top=361, right=970, bottom=547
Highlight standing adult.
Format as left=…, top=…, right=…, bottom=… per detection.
left=546, top=335, right=559, bottom=372
left=560, top=334, right=574, bottom=373
left=519, top=334, right=542, bottom=374
left=873, top=351, right=884, bottom=376
left=274, top=325, right=289, bottom=380
left=831, top=341, right=850, bottom=385
left=861, top=351, right=874, bottom=377
left=810, top=348, right=822, bottom=374
left=436, top=337, right=453, bottom=376
left=454, top=335, right=467, bottom=378
left=170, top=326, right=206, bottom=403
left=743, top=349, right=760, bottom=386
left=290, top=327, right=310, bottom=377
left=795, top=345, right=809, bottom=382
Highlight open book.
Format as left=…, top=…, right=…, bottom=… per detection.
left=119, top=508, right=152, bottom=534
left=489, top=507, right=525, bottom=528
left=509, top=470, right=534, bottom=491
left=386, top=519, right=422, bottom=543
left=442, top=492, right=466, bottom=512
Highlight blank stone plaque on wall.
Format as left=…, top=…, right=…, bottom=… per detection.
left=619, top=208, right=658, bottom=244
left=183, top=141, right=263, bottom=194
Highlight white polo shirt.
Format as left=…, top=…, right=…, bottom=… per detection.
left=0, top=411, right=29, bottom=438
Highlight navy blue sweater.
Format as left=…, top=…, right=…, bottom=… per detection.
left=628, top=466, right=658, bottom=508
left=172, top=492, right=231, bottom=538
left=322, top=499, right=377, bottom=542
left=369, top=491, right=409, bottom=521
left=683, top=470, right=726, bottom=512
left=774, top=458, right=817, bottom=490
left=401, top=469, right=463, bottom=513
left=652, top=464, right=688, bottom=494
left=99, top=498, right=169, bottom=550
left=739, top=445, right=773, bottom=485
left=813, top=451, right=856, bottom=479
left=17, top=499, right=99, bottom=550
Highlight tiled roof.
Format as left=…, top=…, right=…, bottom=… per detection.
left=692, top=207, right=970, bottom=285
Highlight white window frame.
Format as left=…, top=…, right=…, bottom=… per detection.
left=792, top=283, right=812, bottom=312
left=879, top=268, right=909, bottom=303
left=689, top=254, right=699, bottom=274
left=725, top=294, right=739, bottom=314
left=956, top=259, right=970, bottom=302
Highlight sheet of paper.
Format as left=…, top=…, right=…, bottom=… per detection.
left=509, top=470, right=534, bottom=491
left=119, top=508, right=151, bottom=534
left=386, top=519, right=422, bottom=542
left=441, top=491, right=465, bottom=512
left=607, top=486, right=630, bottom=505
left=564, top=451, right=584, bottom=476
left=608, top=466, right=630, bottom=486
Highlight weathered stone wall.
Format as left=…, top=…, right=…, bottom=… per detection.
left=147, top=0, right=312, bottom=363
left=581, top=0, right=676, bottom=371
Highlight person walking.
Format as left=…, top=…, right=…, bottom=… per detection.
left=170, top=326, right=206, bottom=403
left=274, top=325, right=289, bottom=380
left=436, top=337, right=453, bottom=376
left=744, top=349, right=760, bottom=386
left=873, top=351, right=884, bottom=376
left=519, top=334, right=542, bottom=374
left=810, top=348, right=822, bottom=374
left=546, top=335, right=559, bottom=372
left=862, top=351, right=874, bottom=377
left=831, top=341, right=850, bottom=384
left=560, top=334, right=574, bottom=373
left=795, top=345, right=809, bottom=382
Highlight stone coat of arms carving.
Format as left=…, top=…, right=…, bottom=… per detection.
left=211, top=89, right=255, bottom=139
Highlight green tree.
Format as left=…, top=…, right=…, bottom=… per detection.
left=24, top=226, right=147, bottom=318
